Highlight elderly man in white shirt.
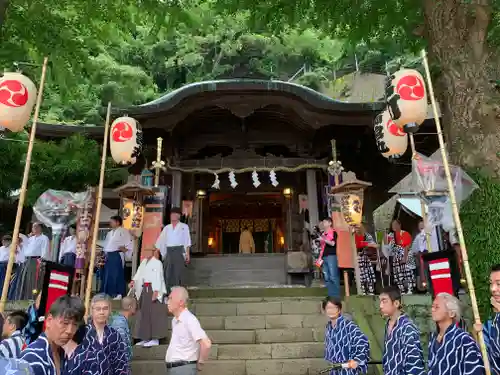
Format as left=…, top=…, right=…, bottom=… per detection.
left=155, top=207, right=191, bottom=293
left=15, top=223, right=50, bottom=300
left=166, top=287, right=211, bottom=374
left=59, top=224, right=77, bottom=268
left=101, top=215, right=133, bottom=300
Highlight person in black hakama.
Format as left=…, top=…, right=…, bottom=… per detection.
left=101, top=216, right=133, bottom=300
left=15, top=223, right=50, bottom=300
left=59, top=224, right=77, bottom=268
left=154, top=207, right=192, bottom=293
left=130, top=247, right=168, bottom=348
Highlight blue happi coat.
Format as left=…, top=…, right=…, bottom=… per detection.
left=382, top=314, right=425, bottom=375
left=428, top=324, right=484, bottom=375
left=483, top=313, right=500, bottom=374
left=78, top=324, right=130, bottom=375
left=20, top=334, right=68, bottom=375
left=325, top=315, right=370, bottom=375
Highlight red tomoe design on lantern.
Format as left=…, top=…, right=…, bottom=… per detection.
left=0, top=72, right=37, bottom=132
left=110, top=116, right=143, bottom=165
left=374, top=109, right=408, bottom=158
left=386, top=69, right=428, bottom=129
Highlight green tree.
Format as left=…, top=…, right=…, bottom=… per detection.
left=212, top=0, right=500, bottom=178
left=0, top=133, right=127, bottom=205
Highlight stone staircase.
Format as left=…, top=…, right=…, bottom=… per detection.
left=131, top=294, right=329, bottom=375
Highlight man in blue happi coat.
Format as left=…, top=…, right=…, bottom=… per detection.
left=480, top=264, right=500, bottom=374
left=323, top=296, right=370, bottom=374
left=20, top=295, right=85, bottom=375
left=379, top=285, right=425, bottom=375
left=428, top=292, right=484, bottom=375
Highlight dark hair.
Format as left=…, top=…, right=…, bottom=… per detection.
left=48, top=296, right=85, bottom=323
left=110, top=215, right=123, bottom=226
left=492, top=264, right=500, bottom=273
left=322, top=296, right=342, bottom=311
left=380, top=285, right=402, bottom=306
left=323, top=217, right=333, bottom=225
left=7, top=310, right=29, bottom=331
left=69, top=224, right=76, bottom=230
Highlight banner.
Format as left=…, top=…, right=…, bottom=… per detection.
left=141, top=186, right=168, bottom=253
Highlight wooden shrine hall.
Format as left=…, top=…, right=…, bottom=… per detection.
left=36, top=79, right=439, bottom=287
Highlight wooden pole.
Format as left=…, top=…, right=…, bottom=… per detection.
left=421, top=49, right=491, bottom=375
left=84, top=102, right=112, bottom=315
left=0, top=57, right=49, bottom=313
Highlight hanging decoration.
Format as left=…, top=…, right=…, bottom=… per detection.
left=229, top=170, right=238, bottom=188
left=386, top=69, right=427, bottom=133
left=252, top=169, right=261, bottom=188
left=109, top=116, right=143, bottom=165
left=339, top=193, right=363, bottom=226
left=270, top=169, right=279, bottom=187
left=182, top=200, right=193, bottom=218
left=373, top=109, right=408, bottom=158
left=0, top=72, right=37, bottom=132
left=211, top=173, right=220, bottom=190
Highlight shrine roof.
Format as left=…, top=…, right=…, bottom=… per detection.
left=36, top=79, right=386, bottom=138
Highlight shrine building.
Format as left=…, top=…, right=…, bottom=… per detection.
left=36, top=78, right=438, bottom=287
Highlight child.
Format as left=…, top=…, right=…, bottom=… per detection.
left=0, top=310, right=28, bottom=358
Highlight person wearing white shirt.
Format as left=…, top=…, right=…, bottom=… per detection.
left=130, top=247, right=168, bottom=348
left=58, top=225, right=77, bottom=268
left=15, top=223, right=50, bottom=300
left=411, top=220, right=440, bottom=291
left=8, top=235, right=26, bottom=301
left=101, top=215, right=132, bottom=300
left=154, top=207, right=191, bottom=293
left=0, top=235, right=13, bottom=298
left=165, top=287, right=211, bottom=374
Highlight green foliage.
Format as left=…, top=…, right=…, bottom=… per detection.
left=0, top=133, right=127, bottom=205
left=461, top=171, right=500, bottom=319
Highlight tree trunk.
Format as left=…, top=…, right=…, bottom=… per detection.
left=0, top=0, right=8, bottom=29
left=423, top=0, right=500, bottom=177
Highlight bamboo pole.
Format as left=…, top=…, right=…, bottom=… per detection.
left=421, top=49, right=491, bottom=375
left=0, top=57, right=49, bottom=313
left=84, top=102, right=112, bottom=315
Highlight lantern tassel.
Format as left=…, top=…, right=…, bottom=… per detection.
left=0, top=57, right=49, bottom=313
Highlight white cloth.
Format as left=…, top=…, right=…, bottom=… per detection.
left=132, top=257, right=167, bottom=301
left=1, top=245, right=26, bottom=264
left=59, top=235, right=77, bottom=261
left=103, top=227, right=133, bottom=265
left=23, top=234, right=49, bottom=258
left=155, top=223, right=192, bottom=258
left=411, top=229, right=439, bottom=253
left=165, top=309, right=207, bottom=363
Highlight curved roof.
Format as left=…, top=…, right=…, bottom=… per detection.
left=124, top=79, right=385, bottom=116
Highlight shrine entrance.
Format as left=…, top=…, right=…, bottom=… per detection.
left=207, top=192, right=286, bottom=254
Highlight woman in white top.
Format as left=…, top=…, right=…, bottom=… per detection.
left=59, top=225, right=77, bottom=268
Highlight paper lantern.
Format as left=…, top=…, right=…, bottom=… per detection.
left=110, top=116, right=143, bottom=165
left=0, top=72, right=37, bottom=132
left=386, top=69, right=427, bottom=131
left=374, top=109, right=408, bottom=158
left=340, top=194, right=362, bottom=226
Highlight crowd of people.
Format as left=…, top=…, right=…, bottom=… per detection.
left=314, top=217, right=457, bottom=298
left=0, top=286, right=211, bottom=375
left=323, top=265, right=500, bottom=375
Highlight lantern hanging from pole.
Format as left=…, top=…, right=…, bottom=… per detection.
left=374, top=109, right=408, bottom=158
left=340, top=193, right=363, bottom=226
left=110, top=116, right=143, bottom=165
left=0, top=72, right=37, bottom=132
left=386, top=69, right=427, bottom=131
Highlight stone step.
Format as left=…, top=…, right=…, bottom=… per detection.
left=198, top=314, right=326, bottom=330
left=188, top=286, right=327, bottom=299
left=131, top=358, right=330, bottom=375
left=133, top=342, right=324, bottom=361
left=160, top=328, right=325, bottom=344
left=191, top=298, right=323, bottom=316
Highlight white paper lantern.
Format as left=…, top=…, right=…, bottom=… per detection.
left=386, top=69, right=427, bottom=130
left=110, top=116, right=143, bottom=165
left=340, top=194, right=363, bottom=226
left=374, top=109, right=408, bottom=158
left=0, top=72, right=37, bottom=132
